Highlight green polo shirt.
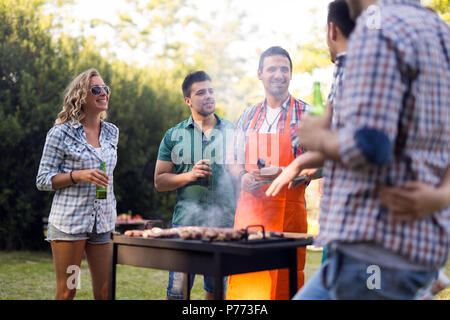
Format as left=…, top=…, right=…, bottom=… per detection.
left=157, top=114, right=237, bottom=227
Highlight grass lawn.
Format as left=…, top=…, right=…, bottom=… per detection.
left=0, top=248, right=321, bottom=300
left=0, top=248, right=448, bottom=300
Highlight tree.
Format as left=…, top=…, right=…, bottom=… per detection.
left=423, top=0, right=450, bottom=22
left=0, top=0, right=77, bottom=249
left=0, top=0, right=188, bottom=249
left=80, top=0, right=260, bottom=119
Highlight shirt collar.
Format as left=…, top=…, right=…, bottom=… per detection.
left=378, top=0, right=420, bottom=5
left=336, top=52, right=347, bottom=67
left=185, top=114, right=223, bottom=129
left=70, top=121, right=82, bottom=130
left=357, top=0, right=421, bottom=26
left=264, top=94, right=291, bottom=110
left=69, top=119, right=109, bottom=144
left=70, top=119, right=105, bottom=129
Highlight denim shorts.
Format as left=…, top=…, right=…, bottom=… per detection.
left=46, top=222, right=111, bottom=244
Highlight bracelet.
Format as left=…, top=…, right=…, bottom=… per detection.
left=70, top=171, right=77, bottom=185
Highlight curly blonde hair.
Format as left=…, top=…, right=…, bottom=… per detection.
left=55, top=68, right=107, bottom=125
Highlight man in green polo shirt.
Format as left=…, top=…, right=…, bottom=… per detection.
left=154, top=70, right=236, bottom=300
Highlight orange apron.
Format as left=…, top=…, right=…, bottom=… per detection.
left=227, top=97, right=307, bottom=300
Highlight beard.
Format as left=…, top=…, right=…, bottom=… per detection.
left=267, top=81, right=289, bottom=98
left=197, top=109, right=214, bottom=117
left=196, top=100, right=215, bottom=117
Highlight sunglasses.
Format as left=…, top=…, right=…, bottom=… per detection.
left=90, top=86, right=111, bottom=96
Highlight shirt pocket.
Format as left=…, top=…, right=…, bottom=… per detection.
left=64, top=139, right=89, bottom=169
left=104, top=141, right=118, bottom=167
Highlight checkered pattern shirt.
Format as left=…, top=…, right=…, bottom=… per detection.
left=233, top=95, right=309, bottom=164
left=327, top=52, right=346, bottom=106
left=316, top=0, right=450, bottom=269
left=36, top=121, right=119, bottom=234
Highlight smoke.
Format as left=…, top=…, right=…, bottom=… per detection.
left=174, top=193, right=235, bottom=228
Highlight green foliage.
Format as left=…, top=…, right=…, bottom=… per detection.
left=0, top=0, right=69, bottom=249
left=423, top=0, right=450, bottom=22
left=0, top=0, right=186, bottom=249
left=88, top=0, right=258, bottom=119
left=294, top=41, right=331, bottom=75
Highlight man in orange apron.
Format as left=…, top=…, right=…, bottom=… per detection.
left=227, top=46, right=309, bottom=300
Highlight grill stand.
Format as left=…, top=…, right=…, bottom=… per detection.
left=183, top=273, right=190, bottom=300
left=108, top=234, right=311, bottom=300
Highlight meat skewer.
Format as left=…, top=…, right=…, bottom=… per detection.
left=122, top=225, right=278, bottom=242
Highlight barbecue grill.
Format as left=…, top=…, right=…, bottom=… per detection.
left=108, top=227, right=313, bottom=300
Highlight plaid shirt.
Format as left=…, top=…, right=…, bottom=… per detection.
left=317, top=0, right=450, bottom=269
left=327, top=52, right=347, bottom=129
left=36, top=121, right=119, bottom=234
left=233, top=95, right=309, bottom=164
left=327, top=52, right=346, bottom=107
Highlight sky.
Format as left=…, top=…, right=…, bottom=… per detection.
left=68, top=0, right=330, bottom=46
left=54, top=0, right=334, bottom=101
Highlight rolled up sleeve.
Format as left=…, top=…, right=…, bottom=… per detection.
left=336, top=24, right=407, bottom=169
left=36, top=127, right=64, bottom=191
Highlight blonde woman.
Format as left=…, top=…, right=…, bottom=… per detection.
left=36, top=69, right=118, bottom=300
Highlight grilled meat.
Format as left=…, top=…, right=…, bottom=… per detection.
left=122, top=226, right=283, bottom=242
left=123, top=226, right=247, bottom=241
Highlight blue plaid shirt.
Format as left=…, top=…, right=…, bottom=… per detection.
left=36, top=120, right=119, bottom=234
left=317, top=0, right=450, bottom=269
left=327, top=53, right=346, bottom=107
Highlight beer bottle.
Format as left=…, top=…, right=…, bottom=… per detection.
left=199, top=161, right=211, bottom=188
left=309, top=81, right=325, bottom=116
left=96, top=161, right=107, bottom=199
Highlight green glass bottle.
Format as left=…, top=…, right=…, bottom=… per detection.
left=309, top=81, right=325, bottom=116
left=96, top=161, right=107, bottom=199
left=199, top=162, right=211, bottom=188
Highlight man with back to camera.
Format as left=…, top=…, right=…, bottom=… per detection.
left=293, top=0, right=450, bottom=299
left=319, top=0, right=356, bottom=263
left=154, top=71, right=236, bottom=300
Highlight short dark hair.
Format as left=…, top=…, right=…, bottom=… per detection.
left=182, top=71, right=212, bottom=98
left=327, top=0, right=355, bottom=38
left=258, top=46, right=292, bottom=72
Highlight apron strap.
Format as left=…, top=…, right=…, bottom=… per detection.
left=250, top=102, right=264, bottom=131
left=250, top=96, right=295, bottom=133
left=284, top=96, right=295, bottom=133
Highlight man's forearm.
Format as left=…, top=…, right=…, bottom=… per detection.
left=298, top=151, right=327, bottom=169
left=154, top=172, right=193, bottom=192
left=317, top=130, right=341, bottom=161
